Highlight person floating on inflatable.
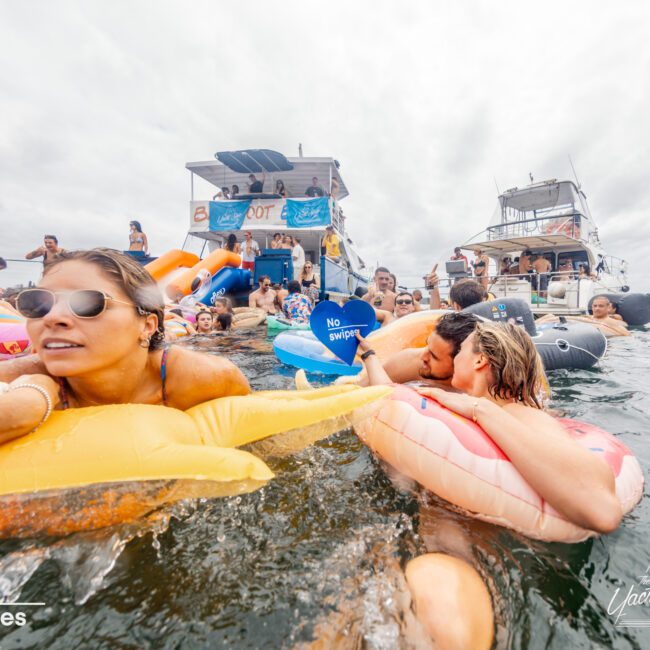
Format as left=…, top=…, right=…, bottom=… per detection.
left=0, top=248, right=250, bottom=444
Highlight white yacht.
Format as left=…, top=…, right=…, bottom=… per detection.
left=461, top=179, right=629, bottom=315
left=183, top=149, right=368, bottom=301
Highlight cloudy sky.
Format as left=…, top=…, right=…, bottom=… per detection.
left=1, top=1, right=649, bottom=289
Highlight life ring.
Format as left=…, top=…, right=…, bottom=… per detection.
left=0, top=384, right=390, bottom=537
left=356, top=385, right=643, bottom=542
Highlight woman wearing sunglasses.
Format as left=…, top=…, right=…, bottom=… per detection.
left=373, top=291, right=416, bottom=327
left=0, top=248, right=250, bottom=443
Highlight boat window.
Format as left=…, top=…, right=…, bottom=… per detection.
left=557, top=251, right=589, bottom=271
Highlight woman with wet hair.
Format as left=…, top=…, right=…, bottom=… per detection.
left=0, top=248, right=250, bottom=443
left=416, top=322, right=622, bottom=533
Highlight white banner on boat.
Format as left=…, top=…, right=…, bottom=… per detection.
left=189, top=200, right=288, bottom=232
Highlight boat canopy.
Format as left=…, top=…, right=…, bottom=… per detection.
left=186, top=153, right=349, bottom=200
left=215, top=149, right=294, bottom=174
left=489, top=180, right=593, bottom=227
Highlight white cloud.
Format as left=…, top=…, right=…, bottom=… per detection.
left=1, top=0, right=649, bottom=290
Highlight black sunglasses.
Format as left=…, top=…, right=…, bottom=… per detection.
left=395, top=299, right=413, bottom=305
left=16, top=288, right=146, bottom=319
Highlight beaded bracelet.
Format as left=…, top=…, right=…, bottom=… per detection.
left=8, top=383, right=53, bottom=430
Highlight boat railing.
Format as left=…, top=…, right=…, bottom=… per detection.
left=485, top=213, right=589, bottom=242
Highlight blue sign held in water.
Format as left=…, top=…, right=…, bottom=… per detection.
left=310, top=300, right=376, bottom=365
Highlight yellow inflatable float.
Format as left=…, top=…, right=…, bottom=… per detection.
left=0, top=384, right=390, bottom=537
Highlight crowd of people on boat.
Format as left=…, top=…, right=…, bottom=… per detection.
left=211, top=174, right=340, bottom=200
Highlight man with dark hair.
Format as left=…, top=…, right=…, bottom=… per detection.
left=247, top=173, right=265, bottom=194
left=25, top=235, right=64, bottom=268
left=0, top=257, right=6, bottom=271
left=363, top=266, right=396, bottom=312
left=248, top=275, right=277, bottom=314
left=448, top=279, right=487, bottom=310
left=357, top=312, right=479, bottom=386
left=305, top=177, right=324, bottom=197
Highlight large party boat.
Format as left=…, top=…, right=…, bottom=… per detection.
left=182, top=148, right=368, bottom=301
left=460, top=178, right=631, bottom=315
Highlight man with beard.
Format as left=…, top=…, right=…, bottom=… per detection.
left=357, top=312, right=479, bottom=386
left=248, top=275, right=277, bottom=314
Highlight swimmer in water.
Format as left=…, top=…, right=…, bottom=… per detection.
left=0, top=248, right=250, bottom=444
left=195, top=310, right=214, bottom=334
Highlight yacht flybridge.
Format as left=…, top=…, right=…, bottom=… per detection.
left=183, top=149, right=368, bottom=300
left=462, top=179, right=629, bottom=315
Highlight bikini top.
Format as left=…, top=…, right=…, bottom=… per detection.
left=130, top=234, right=145, bottom=244
left=59, top=347, right=169, bottom=409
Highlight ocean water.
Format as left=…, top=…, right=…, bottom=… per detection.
left=0, top=327, right=648, bottom=649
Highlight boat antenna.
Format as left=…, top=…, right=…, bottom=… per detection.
left=493, top=176, right=501, bottom=194
left=298, top=143, right=303, bottom=157
left=568, top=155, right=581, bottom=189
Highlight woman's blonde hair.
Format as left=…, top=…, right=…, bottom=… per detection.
left=472, top=322, right=544, bottom=408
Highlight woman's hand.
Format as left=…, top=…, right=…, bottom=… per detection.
left=416, top=387, right=486, bottom=420
left=355, top=331, right=373, bottom=352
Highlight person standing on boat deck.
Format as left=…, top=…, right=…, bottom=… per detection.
left=231, top=184, right=240, bottom=198
left=300, top=262, right=320, bottom=304
left=280, top=235, right=294, bottom=250
left=213, top=187, right=230, bottom=200
left=518, top=249, right=533, bottom=280
left=246, top=173, right=265, bottom=194
left=127, top=221, right=148, bottom=257
left=471, top=249, right=490, bottom=288
left=532, top=254, right=552, bottom=292
left=25, top=235, right=65, bottom=269
left=305, top=177, right=325, bottom=197
left=248, top=275, right=277, bottom=314
left=240, top=231, right=259, bottom=272
left=450, top=247, right=469, bottom=267
left=362, top=267, right=396, bottom=313
left=270, top=233, right=283, bottom=250
left=322, top=225, right=341, bottom=263
left=329, top=177, right=340, bottom=198
left=222, top=234, right=241, bottom=255
left=292, top=237, right=305, bottom=281
left=499, top=257, right=512, bottom=275
left=275, top=180, right=288, bottom=197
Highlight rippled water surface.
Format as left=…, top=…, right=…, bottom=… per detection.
left=1, top=328, right=649, bottom=649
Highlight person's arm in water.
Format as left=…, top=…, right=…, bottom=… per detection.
left=0, top=374, right=61, bottom=443
left=166, top=347, right=250, bottom=410
left=416, top=387, right=623, bottom=534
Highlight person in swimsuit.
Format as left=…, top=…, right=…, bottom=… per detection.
left=471, top=249, right=489, bottom=288
left=128, top=221, right=149, bottom=256
left=25, top=235, right=65, bottom=269
left=195, top=310, right=214, bottom=334
left=270, top=233, right=283, bottom=250
left=0, top=248, right=250, bottom=444
left=299, top=262, right=320, bottom=304
left=222, top=234, right=241, bottom=255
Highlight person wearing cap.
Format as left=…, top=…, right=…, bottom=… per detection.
left=321, top=226, right=341, bottom=262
